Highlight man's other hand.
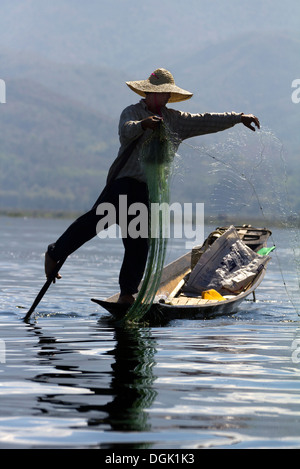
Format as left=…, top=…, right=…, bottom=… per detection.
left=241, top=114, right=260, bottom=131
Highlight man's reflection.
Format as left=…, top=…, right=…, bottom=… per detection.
left=26, top=321, right=157, bottom=447
left=100, top=325, right=157, bottom=432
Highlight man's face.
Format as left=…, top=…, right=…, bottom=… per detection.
left=147, top=92, right=171, bottom=109
left=153, top=92, right=171, bottom=107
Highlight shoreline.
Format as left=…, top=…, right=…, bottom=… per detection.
left=0, top=209, right=82, bottom=219
left=0, top=208, right=294, bottom=229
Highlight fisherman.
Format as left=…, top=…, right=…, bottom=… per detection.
left=45, top=68, right=260, bottom=305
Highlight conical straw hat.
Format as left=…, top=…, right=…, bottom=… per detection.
left=126, top=68, right=193, bottom=103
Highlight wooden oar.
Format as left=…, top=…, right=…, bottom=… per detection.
left=23, top=257, right=66, bottom=322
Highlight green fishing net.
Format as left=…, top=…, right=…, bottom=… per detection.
left=124, top=123, right=175, bottom=323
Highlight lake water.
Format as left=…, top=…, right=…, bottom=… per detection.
left=1, top=215, right=300, bottom=450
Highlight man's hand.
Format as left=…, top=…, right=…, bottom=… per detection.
left=45, top=252, right=62, bottom=283
left=141, top=115, right=163, bottom=130
left=241, top=114, right=260, bottom=131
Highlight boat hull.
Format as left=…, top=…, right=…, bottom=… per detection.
left=91, top=264, right=266, bottom=324
left=92, top=225, right=271, bottom=324
left=91, top=295, right=246, bottom=323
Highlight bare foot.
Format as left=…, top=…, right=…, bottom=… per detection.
left=44, top=252, right=62, bottom=283
left=117, top=294, right=135, bottom=305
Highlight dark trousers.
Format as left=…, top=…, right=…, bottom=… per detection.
left=47, top=177, right=149, bottom=296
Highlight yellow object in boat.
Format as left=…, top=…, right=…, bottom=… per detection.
left=202, top=289, right=226, bottom=301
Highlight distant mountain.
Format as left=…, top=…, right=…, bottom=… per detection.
left=1, top=0, right=299, bottom=72
left=0, top=0, right=299, bottom=215
left=0, top=79, right=118, bottom=211
left=172, top=32, right=300, bottom=153
left=0, top=50, right=131, bottom=116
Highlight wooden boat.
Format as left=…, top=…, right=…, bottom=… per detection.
left=92, top=225, right=273, bottom=324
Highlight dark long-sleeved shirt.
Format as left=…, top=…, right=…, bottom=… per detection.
left=109, top=99, right=242, bottom=183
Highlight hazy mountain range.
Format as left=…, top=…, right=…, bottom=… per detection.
left=0, top=0, right=299, bottom=216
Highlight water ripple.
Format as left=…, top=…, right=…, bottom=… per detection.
left=1, top=217, right=300, bottom=448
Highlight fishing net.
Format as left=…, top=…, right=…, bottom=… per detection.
left=124, top=123, right=175, bottom=322
left=123, top=121, right=300, bottom=322
left=178, top=126, right=300, bottom=315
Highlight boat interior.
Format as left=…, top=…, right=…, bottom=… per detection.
left=154, top=225, right=272, bottom=307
